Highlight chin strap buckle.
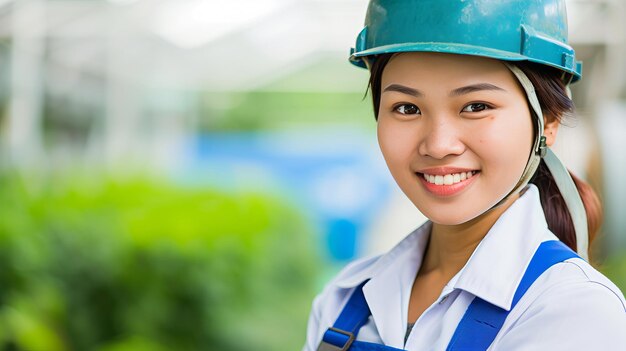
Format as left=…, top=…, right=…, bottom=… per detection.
left=537, top=136, right=547, bottom=158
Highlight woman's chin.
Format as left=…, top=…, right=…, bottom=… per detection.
left=428, top=214, right=478, bottom=226
left=418, top=206, right=486, bottom=226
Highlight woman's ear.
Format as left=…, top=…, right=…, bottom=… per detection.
left=543, top=115, right=560, bottom=147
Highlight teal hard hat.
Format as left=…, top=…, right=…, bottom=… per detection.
left=350, top=0, right=582, bottom=83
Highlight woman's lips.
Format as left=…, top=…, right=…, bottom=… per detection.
left=417, top=170, right=480, bottom=197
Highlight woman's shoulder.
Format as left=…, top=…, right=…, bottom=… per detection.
left=519, top=230, right=626, bottom=313
left=515, top=256, right=625, bottom=323
left=494, top=257, right=626, bottom=350
left=539, top=257, right=626, bottom=311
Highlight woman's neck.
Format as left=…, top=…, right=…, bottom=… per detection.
left=421, top=193, right=521, bottom=277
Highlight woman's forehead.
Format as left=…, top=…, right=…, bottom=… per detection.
left=382, top=52, right=514, bottom=86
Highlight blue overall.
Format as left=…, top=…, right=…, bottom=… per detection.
left=316, top=240, right=579, bottom=351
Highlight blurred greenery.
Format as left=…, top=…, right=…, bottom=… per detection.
left=0, top=171, right=319, bottom=351
left=601, top=255, right=626, bottom=296
left=201, top=91, right=374, bottom=131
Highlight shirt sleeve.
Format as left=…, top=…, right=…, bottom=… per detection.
left=493, top=280, right=626, bottom=350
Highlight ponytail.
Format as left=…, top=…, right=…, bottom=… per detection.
left=530, top=161, right=602, bottom=255
left=519, top=62, right=602, bottom=258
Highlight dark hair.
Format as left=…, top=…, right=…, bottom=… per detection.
left=367, top=54, right=602, bottom=257
left=519, top=62, right=602, bottom=257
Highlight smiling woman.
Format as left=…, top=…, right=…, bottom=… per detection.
left=303, top=1, right=626, bottom=351
left=376, top=53, right=534, bottom=225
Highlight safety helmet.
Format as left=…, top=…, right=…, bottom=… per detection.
left=350, top=0, right=582, bottom=83
left=350, top=0, right=589, bottom=260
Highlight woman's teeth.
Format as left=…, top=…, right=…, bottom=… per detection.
left=423, top=171, right=477, bottom=185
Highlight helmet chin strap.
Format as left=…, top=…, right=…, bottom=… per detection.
left=493, top=63, right=589, bottom=261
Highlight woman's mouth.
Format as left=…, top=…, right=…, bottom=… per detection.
left=422, top=170, right=478, bottom=185
left=417, top=170, right=480, bottom=197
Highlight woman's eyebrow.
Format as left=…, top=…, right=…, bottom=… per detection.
left=450, top=83, right=506, bottom=96
left=383, top=84, right=424, bottom=97
left=383, top=83, right=506, bottom=97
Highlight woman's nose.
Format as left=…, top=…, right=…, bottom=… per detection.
left=418, top=117, right=466, bottom=159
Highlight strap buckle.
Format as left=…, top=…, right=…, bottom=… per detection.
left=537, top=136, right=547, bottom=158
left=316, top=327, right=355, bottom=351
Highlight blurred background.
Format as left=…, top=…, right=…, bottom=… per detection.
left=0, top=0, right=624, bottom=350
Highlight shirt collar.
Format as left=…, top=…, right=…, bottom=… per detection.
left=454, top=184, right=555, bottom=310
left=334, top=221, right=431, bottom=289
left=333, top=184, right=554, bottom=311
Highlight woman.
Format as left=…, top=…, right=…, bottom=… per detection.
left=303, top=1, right=626, bottom=350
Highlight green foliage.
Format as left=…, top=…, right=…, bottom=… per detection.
left=201, top=91, right=374, bottom=131
left=0, top=172, right=318, bottom=351
left=601, top=254, right=626, bottom=295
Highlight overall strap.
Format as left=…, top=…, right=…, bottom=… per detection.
left=317, top=279, right=407, bottom=351
left=317, top=280, right=371, bottom=351
left=446, top=240, right=579, bottom=351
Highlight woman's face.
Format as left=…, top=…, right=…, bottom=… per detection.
left=377, top=52, right=534, bottom=225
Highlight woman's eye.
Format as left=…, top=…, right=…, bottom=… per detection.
left=394, top=104, right=420, bottom=115
left=461, top=103, right=490, bottom=113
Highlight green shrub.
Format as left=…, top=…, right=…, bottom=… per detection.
left=601, top=254, right=626, bottom=296
left=0, top=172, right=318, bottom=351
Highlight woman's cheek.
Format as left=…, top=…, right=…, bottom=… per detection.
left=377, top=118, right=415, bottom=163
left=476, top=114, right=533, bottom=178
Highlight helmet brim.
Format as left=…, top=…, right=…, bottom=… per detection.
left=350, top=42, right=581, bottom=83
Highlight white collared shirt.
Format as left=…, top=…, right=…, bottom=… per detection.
left=303, top=184, right=626, bottom=350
